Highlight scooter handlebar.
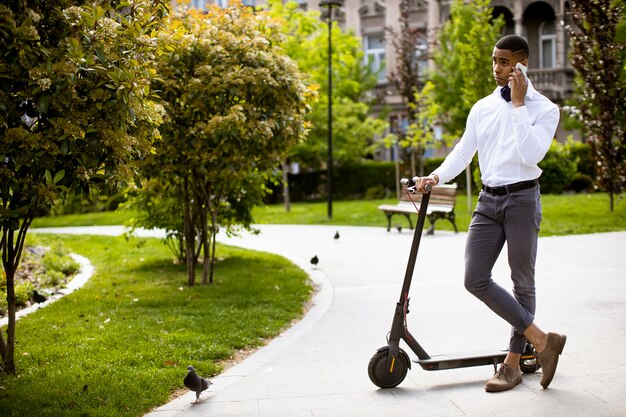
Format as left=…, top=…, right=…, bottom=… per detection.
left=401, top=178, right=432, bottom=193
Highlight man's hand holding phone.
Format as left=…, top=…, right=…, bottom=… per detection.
left=509, top=62, right=528, bottom=107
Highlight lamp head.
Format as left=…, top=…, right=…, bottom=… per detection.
left=319, top=0, right=343, bottom=8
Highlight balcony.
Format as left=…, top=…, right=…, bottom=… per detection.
left=528, top=67, right=576, bottom=104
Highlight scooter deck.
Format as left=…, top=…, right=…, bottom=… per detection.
left=415, top=350, right=508, bottom=371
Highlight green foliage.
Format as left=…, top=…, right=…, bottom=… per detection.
left=41, top=242, right=79, bottom=276
left=381, top=0, right=439, bottom=175
left=0, top=0, right=168, bottom=371
left=365, top=185, right=387, bottom=200
left=36, top=268, right=65, bottom=287
left=538, top=141, right=578, bottom=194
left=13, top=281, right=34, bottom=307
left=334, top=161, right=396, bottom=199
left=1, top=241, right=79, bottom=315
left=265, top=0, right=387, bottom=170
left=425, top=0, right=504, bottom=136
left=565, top=0, right=625, bottom=210
left=0, top=1, right=167, bottom=221
left=128, top=3, right=314, bottom=283
left=266, top=161, right=396, bottom=202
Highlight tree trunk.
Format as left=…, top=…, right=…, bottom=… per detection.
left=210, top=208, right=218, bottom=285
left=418, top=146, right=424, bottom=177
left=206, top=185, right=224, bottom=285
left=1, top=216, right=32, bottom=374
left=182, top=178, right=195, bottom=286
left=282, top=159, right=291, bottom=212
left=0, top=323, right=6, bottom=362
left=3, top=266, right=17, bottom=374
left=199, top=187, right=210, bottom=286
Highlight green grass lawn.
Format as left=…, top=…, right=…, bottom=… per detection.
left=32, top=193, right=626, bottom=235
left=0, top=234, right=311, bottom=416
left=251, top=192, right=626, bottom=236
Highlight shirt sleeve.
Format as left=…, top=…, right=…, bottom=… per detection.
left=431, top=107, right=478, bottom=185
left=511, top=101, right=560, bottom=166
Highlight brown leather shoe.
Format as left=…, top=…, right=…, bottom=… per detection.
left=485, top=364, right=522, bottom=392
left=537, top=332, right=567, bottom=389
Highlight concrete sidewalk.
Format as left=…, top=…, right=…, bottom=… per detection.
left=141, top=226, right=626, bottom=417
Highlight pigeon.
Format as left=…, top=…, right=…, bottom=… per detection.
left=334, top=230, right=340, bottom=240
left=395, top=225, right=402, bottom=233
left=32, top=290, right=47, bottom=304
left=184, top=365, right=212, bottom=404
left=310, top=255, right=319, bottom=269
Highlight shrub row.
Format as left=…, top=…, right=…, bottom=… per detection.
left=265, top=140, right=595, bottom=202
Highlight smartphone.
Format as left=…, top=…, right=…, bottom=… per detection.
left=515, top=62, right=528, bottom=76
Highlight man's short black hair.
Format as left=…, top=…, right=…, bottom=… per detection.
left=495, top=35, right=529, bottom=58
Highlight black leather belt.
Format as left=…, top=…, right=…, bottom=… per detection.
left=482, top=179, right=539, bottom=196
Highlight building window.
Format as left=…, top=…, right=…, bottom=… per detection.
left=539, top=21, right=556, bottom=68
left=364, top=34, right=386, bottom=82
left=189, top=0, right=208, bottom=10
left=188, top=0, right=236, bottom=9
left=416, top=40, right=428, bottom=80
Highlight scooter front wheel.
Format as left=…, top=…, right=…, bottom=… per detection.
left=368, top=347, right=410, bottom=388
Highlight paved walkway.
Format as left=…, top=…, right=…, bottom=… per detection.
left=135, top=225, right=626, bottom=417
left=32, top=225, right=626, bottom=416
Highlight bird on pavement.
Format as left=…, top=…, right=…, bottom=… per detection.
left=32, top=290, right=47, bottom=304
left=184, top=365, right=213, bottom=404
left=310, top=255, right=319, bottom=269
left=395, top=224, right=402, bottom=233
left=334, top=230, right=340, bottom=240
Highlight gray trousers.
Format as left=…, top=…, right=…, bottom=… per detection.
left=464, top=186, right=542, bottom=353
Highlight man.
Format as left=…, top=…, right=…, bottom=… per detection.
left=415, top=35, right=566, bottom=392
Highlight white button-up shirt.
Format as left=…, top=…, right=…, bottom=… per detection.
left=432, top=80, right=560, bottom=187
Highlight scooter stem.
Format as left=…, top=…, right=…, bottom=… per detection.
left=400, top=189, right=431, bottom=297
left=386, top=187, right=433, bottom=365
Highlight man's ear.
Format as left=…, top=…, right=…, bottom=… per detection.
left=521, top=57, right=529, bottom=67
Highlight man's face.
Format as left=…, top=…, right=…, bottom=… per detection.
left=492, top=47, right=527, bottom=87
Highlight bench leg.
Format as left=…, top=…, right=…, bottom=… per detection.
left=384, top=213, right=393, bottom=232
left=426, top=215, right=436, bottom=235
left=402, top=213, right=413, bottom=230
left=448, top=212, right=459, bottom=233
left=381, top=212, right=415, bottom=232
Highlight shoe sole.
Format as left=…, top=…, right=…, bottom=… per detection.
left=540, top=334, right=567, bottom=389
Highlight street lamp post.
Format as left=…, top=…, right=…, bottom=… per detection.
left=319, top=0, right=342, bottom=220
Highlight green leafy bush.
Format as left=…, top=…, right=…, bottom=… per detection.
left=36, top=269, right=65, bottom=287
left=42, top=243, right=79, bottom=276
left=567, top=173, right=595, bottom=193
left=14, top=282, right=34, bottom=307
left=365, top=185, right=387, bottom=200
left=1, top=242, right=79, bottom=315
left=539, top=141, right=578, bottom=194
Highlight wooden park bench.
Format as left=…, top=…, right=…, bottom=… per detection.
left=378, top=183, right=459, bottom=235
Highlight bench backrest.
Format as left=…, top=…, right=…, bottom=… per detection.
left=399, top=183, right=457, bottom=207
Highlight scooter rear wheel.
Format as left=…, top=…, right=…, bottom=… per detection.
left=368, top=347, right=409, bottom=388
left=520, top=342, right=541, bottom=373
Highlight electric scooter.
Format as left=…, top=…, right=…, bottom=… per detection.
left=367, top=178, right=540, bottom=389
